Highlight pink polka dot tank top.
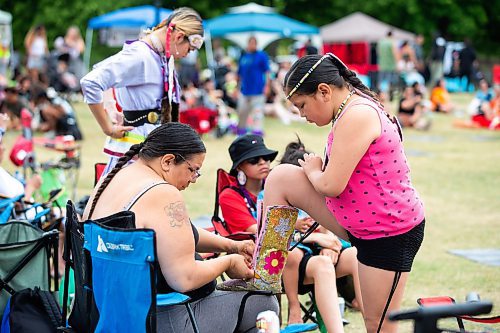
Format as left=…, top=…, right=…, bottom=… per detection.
left=325, top=97, right=424, bottom=240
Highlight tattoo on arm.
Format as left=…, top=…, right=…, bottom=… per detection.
left=164, top=201, right=187, bottom=228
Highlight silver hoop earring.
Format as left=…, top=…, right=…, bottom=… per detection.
left=237, top=170, right=247, bottom=186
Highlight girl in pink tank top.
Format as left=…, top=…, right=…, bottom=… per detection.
left=261, top=53, right=425, bottom=333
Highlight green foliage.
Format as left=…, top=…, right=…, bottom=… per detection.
left=1, top=0, right=498, bottom=60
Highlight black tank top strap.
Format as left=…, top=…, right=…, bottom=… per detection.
left=124, top=181, right=168, bottom=211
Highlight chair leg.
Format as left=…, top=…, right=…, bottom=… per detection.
left=185, top=303, right=200, bottom=333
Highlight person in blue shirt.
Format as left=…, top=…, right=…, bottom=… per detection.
left=237, top=36, right=270, bottom=136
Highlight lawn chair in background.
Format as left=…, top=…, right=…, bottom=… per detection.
left=389, top=293, right=497, bottom=333
left=211, top=168, right=256, bottom=241
left=180, top=106, right=218, bottom=136
left=83, top=218, right=200, bottom=332
left=0, top=220, right=59, bottom=319
left=0, top=190, right=64, bottom=231
left=94, top=163, right=107, bottom=186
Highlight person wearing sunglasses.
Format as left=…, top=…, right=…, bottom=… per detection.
left=81, top=7, right=204, bottom=177
left=260, top=53, right=425, bottom=333
left=219, top=134, right=278, bottom=234
left=83, top=123, right=279, bottom=332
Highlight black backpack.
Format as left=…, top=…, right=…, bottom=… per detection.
left=1, top=287, right=61, bottom=333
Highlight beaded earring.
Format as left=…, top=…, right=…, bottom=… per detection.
left=237, top=170, right=247, bottom=186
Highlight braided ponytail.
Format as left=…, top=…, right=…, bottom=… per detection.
left=336, top=62, right=380, bottom=103
left=88, top=143, right=143, bottom=218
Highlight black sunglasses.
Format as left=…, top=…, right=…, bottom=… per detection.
left=245, top=155, right=272, bottom=165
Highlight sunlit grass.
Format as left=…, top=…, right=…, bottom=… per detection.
left=2, top=92, right=498, bottom=332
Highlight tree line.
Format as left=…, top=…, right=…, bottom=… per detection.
left=1, top=0, right=498, bottom=59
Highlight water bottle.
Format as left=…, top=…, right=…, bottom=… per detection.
left=338, top=296, right=346, bottom=317
left=256, top=310, right=280, bottom=333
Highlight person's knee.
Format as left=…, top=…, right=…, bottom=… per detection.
left=266, top=164, right=303, bottom=189
left=285, top=248, right=303, bottom=268
left=309, top=255, right=336, bottom=279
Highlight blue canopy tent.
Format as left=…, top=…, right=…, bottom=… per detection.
left=204, top=3, right=320, bottom=67
left=84, top=5, right=172, bottom=70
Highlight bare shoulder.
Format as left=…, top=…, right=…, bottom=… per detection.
left=343, top=100, right=380, bottom=123
left=137, top=183, right=190, bottom=229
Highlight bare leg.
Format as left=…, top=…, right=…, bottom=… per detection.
left=358, top=262, right=409, bottom=333
left=237, top=95, right=251, bottom=130
left=282, top=248, right=304, bottom=324
left=335, top=247, right=364, bottom=313
left=263, top=164, right=348, bottom=240
left=303, top=256, right=344, bottom=333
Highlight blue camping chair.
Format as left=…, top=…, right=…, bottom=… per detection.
left=83, top=220, right=199, bottom=333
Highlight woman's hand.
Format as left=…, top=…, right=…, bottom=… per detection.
left=226, top=254, right=254, bottom=279
left=298, top=153, right=323, bottom=177
left=320, top=248, right=339, bottom=265
left=228, top=240, right=254, bottom=265
left=105, top=124, right=134, bottom=139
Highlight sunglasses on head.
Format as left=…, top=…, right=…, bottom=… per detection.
left=245, top=155, right=272, bottom=165
left=186, top=34, right=203, bottom=50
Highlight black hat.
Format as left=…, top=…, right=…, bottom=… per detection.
left=229, top=134, right=278, bottom=173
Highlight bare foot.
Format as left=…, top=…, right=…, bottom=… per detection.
left=288, top=305, right=303, bottom=325
left=351, top=298, right=361, bottom=311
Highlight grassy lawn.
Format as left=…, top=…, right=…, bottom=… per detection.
left=2, top=92, right=499, bottom=332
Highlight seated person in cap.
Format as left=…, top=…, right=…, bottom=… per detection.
left=219, top=134, right=347, bottom=332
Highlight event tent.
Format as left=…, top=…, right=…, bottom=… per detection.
left=204, top=2, right=320, bottom=68
left=321, top=12, right=415, bottom=43
left=84, top=5, right=172, bottom=70
left=0, top=10, right=12, bottom=71
left=206, top=3, right=319, bottom=49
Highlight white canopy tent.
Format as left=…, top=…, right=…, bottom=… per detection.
left=321, top=12, right=415, bottom=43
left=0, top=10, right=13, bottom=74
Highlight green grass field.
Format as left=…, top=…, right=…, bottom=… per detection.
left=3, top=92, right=499, bottom=332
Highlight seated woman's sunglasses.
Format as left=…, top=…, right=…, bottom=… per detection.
left=245, top=156, right=273, bottom=165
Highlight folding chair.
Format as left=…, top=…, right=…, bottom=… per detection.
left=212, top=168, right=256, bottom=241
left=61, top=201, right=136, bottom=333
left=389, top=294, right=496, bottom=333
left=0, top=220, right=59, bottom=319
left=0, top=191, right=62, bottom=231
left=0, top=195, right=24, bottom=224
left=94, top=163, right=107, bottom=186
left=83, top=218, right=200, bottom=333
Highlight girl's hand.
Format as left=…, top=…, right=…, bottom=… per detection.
left=298, top=153, right=323, bottom=176
left=295, top=217, right=314, bottom=233
left=106, top=124, right=134, bottom=139
left=320, top=248, right=339, bottom=265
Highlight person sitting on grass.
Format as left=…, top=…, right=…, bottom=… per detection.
left=430, top=78, right=455, bottom=113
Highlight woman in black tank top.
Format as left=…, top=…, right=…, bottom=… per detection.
left=83, top=123, right=279, bottom=332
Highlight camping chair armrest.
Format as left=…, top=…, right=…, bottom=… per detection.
left=389, top=301, right=493, bottom=322
left=157, top=292, right=191, bottom=306
left=281, top=323, right=318, bottom=333
left=224, top=232, right=256, bottom=241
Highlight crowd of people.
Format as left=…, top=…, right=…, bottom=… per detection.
left=0, top=5, right=498, bottom=333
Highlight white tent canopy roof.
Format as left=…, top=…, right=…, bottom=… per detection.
left=0, top=10, right=12, bottom=24
left=228, top=2, right=276, bottom=14
left=321, top=12, right=415, bottom=43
